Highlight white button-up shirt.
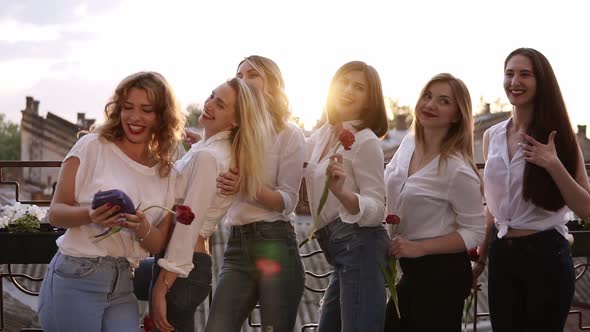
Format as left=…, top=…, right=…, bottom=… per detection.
left=225, top=122, right=306, bottom=225
left=158, top=131, right=233, bottom=277
left=483, top=119, right=568, bottom=239
left=304, top=121, right=386, bottom=228
left=385, top=134, right=485, bottom=249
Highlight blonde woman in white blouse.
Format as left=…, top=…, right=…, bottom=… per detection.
left=304, top=61, right=389, bottom=332
left=384, top=73, right=485, bottom=332
left=146, top=78, right=274, bottom=332
left=38, top=72, right=185, bottom=332
left=205, top=56, right=307, bottom=332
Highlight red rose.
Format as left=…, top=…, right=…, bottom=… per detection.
left=386, top=214, right=401, bottom=225
left=467, top=248, right=480, bottom=262
left=338, top=129, right=355, bottom=150
left=175, top=205, right=195, bottom=225
left=142, top=315, right=155, bottom=332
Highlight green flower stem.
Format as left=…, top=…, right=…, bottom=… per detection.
left=91, top=205, right=174, bottom=243
left=380, top=257, right=401, bottom=318
left=308, top=141, right=342, bottom=241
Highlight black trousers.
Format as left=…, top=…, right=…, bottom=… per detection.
left=488, top=228, right=574, bottom=332
left=384, top=251, right=472, bottom=332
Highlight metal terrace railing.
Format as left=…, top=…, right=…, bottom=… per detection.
left=2, top=161, right=590, bottom=331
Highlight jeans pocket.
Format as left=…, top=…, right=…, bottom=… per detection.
left=53, top=254, right=97, bottom=279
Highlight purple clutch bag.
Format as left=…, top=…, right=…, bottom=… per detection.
left=91, top=189, right=136, bottom=215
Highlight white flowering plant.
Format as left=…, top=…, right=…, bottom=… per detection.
left=0, top=203, right=47, bottom=233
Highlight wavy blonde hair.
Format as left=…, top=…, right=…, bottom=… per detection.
left=226, top=78, right=275, bottom=199
left=238, top=56, right=291, bottom=132
left=94, top=71, right=185, bottom=177
left=414, top=73, right=481, bottom=186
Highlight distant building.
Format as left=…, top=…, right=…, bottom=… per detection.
left=382, top=113, right=411, bottom=163
left=577, top=125, right=590, bottom=162
left=473, top=104, right=511, bottom=163
left=19, top=96, right=94, bottom=190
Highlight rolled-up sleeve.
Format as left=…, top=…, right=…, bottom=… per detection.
left=158, top=151, right=219, bottom=277
left=340, top=138, right=386, bottom=226
left=449, top=166, right=485, bottom=249
left=276, top=125, right=306, bottom=215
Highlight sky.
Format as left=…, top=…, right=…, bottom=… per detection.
left=1, top=0, right=589, bottom=134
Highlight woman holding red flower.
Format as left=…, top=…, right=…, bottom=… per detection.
left=149, top=78, right=275, bottom=332
left=304, top=61, right=390, bottom=332
left=38, top=72, right=185, bottom=332
left=476, top=48, right=590, bottom=332
left=384, top=73, right=485, bottom=331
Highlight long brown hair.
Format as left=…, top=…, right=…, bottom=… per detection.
left=95, top=71, right=184, bottom=177
left=325, top=61, right=388, bottom=138
left=506, top=48, right=579, bottom=211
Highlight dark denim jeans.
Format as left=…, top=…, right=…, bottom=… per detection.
left=134, top=253, right=212, bottom=332
left=384, top=252, right=472, bottom=332
left=205, top=220, right=305, bottom=332
left=315, top=219, right=389, bottom=332
left=488, top=228, right=574, bottom=332
left=38, top=252, right=139, bottom=332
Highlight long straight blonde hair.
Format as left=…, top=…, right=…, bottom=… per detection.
left=414, top=73, right=481, bottom=184
left=226, top=78, right=275, bottom=199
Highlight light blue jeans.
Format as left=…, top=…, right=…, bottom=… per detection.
left=205, top=220, right=305, bottom=332
left=38, top=251, right=139, bottom=332
left=315, top=219, right=389, bottom=332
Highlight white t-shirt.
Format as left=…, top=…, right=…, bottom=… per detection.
left=304, top=121, right=386, bottom=229
left=483, top=118, right=569, bottom=238
left=55, top=134, right=176, bottom=268
left=158, top=131, right=233, bottom=277
left=225, top=122, right=306, bottom=225
left=385, top=134, right=485, bottom=249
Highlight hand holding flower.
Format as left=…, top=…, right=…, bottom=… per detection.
left=382, top=214, right=402, bottom=318
left=327, top=154, right=346, bottom=196
left=389, top=236, right=427, bottom=258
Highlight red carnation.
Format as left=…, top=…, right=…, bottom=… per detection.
left=386, top=214, right=401, bottom=225
left=467, top=248, right=480, bottom=262
left=175, top=205, right=195, bottom=225
left=338, top=129, right=355, bottom=150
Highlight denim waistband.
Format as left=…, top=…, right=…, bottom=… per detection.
left=315, top=218, right=355, bottom=239
left=57, top=251, right=130, bottom=267
left=229, top=220, right=293, bottom=239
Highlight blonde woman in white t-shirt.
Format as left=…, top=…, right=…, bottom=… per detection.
left=384, top=73, right=485, bottom=331
left=38, top=72, right=185, bottom=332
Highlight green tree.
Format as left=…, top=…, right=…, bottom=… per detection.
left=0, top=114, right=20, bottom=160
left=185, top=103, right=203, bottom=128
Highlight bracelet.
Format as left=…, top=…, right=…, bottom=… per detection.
left=163, top=277, right=171, bottom=292
left=136, top=222, right=152, bottom=242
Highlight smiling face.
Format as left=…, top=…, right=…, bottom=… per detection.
left=332, top=70, right=369, bottom=121
left=504, top=54, right=537, bottom=109
left=416, top=81, right=459, bottom=130
left=120, top=87, right=157, bottom=144
left=199, top=82, right=237, bottom=139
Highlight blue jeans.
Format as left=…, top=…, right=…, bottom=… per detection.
left=205, top=220, right=305, bottom=332
left=134, top=253, right=212, bottom=332
left=488, top=228, right=574, bottom=332
left=315, top=219, right=389, bottom=332
left=38, top=251, right=139, bottom=332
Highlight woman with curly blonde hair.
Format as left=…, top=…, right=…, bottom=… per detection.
left=38, top=71, right=184, bottom=332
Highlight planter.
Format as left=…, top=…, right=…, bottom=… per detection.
left=571, top=231, right=590, bottom=258
left=0, top=224, right=64, bottom=264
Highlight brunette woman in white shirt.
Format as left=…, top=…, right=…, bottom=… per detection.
left=204, top=56, right=307, bottom=332
left=304, top=61, right=389, bottom=332
left=38, top=72, right=185, bottom=332
left=384, top=73, right=485, bottom=332
left=474, top=48, right=590, bottom=332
